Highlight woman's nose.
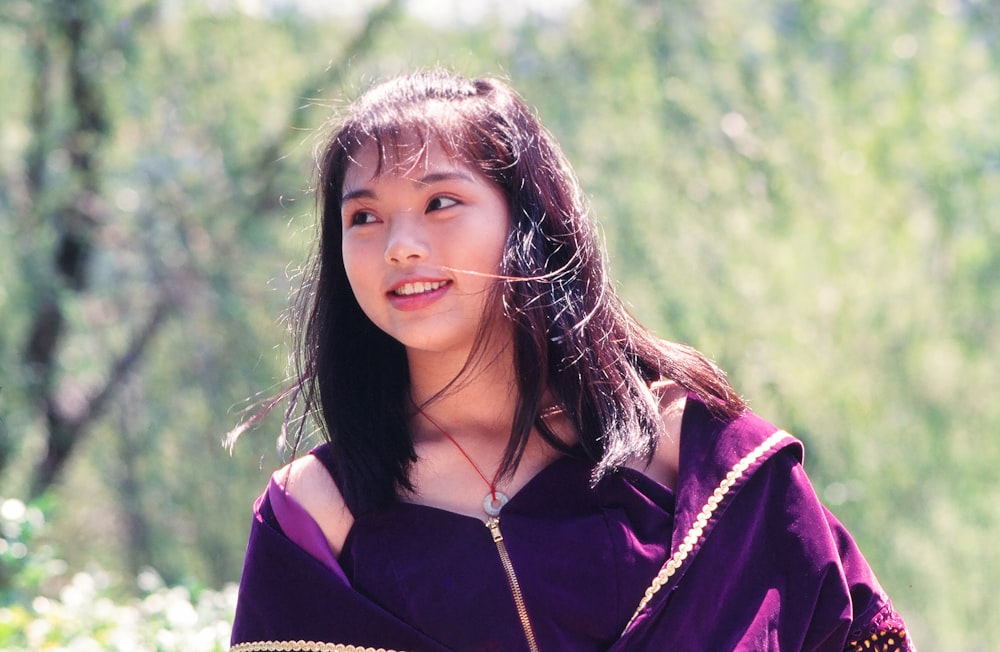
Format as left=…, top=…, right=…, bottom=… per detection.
left=384, top=216, right=428, bottom=264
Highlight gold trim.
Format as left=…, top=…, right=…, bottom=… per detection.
left=623, top=429, right=791, bottom=630
left=230, top=642, right=406, bottom=652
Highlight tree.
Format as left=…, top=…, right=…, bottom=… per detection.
left=1, top=0, right=404, bottom=583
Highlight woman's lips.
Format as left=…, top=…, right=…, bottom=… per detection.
left=387, top=279, right=452, bottom=310
left=391, top=280, right=449, bottom=296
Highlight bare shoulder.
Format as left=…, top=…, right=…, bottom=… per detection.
left=635, top=380, right=687, bottom=490
left=651, top=378, right=687, bottom=432
left=275, top=453, right=354, bottom=558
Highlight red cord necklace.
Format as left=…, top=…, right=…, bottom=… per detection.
left=415, top=406, right=510, bottom=517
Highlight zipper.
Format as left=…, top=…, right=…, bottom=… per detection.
left=485, top=516, right=540, bottom=652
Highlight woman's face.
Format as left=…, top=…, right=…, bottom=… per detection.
left=340, top=137, right=511, bottom=362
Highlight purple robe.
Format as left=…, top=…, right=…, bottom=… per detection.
left=230, top=397, right=913, bottom=651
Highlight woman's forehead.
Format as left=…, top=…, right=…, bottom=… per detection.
left=342, top=134, right=475, bottom=190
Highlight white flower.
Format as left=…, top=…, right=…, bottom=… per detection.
left=0, top=498, right=26, bottom=521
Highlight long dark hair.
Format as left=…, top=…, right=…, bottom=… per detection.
left=284, top=70, right=744, bottom=513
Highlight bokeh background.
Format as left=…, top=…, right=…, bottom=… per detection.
left=1, top=0, right=997, bottom=649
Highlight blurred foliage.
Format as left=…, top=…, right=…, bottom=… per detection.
left=0, top=498, right=234, bottom=651
left=0, top=0, right=997, bottom=649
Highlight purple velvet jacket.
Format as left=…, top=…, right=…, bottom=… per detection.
left=230, top=397, right=913, bottom=651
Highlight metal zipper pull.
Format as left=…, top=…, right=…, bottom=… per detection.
left=486, top=516, right=504, bottom=542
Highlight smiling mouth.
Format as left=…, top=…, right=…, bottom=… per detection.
left=391, top=280, right=450, bottom=296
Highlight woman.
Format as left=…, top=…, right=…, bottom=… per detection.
left=230, top=70, right=913, bottom=651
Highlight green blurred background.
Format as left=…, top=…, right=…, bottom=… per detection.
left=1, top=0, right=997, bottom=648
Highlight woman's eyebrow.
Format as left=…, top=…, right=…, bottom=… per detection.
left=341, top=187, right=376, bottom=204
left=341, top=170, right=475, bottom=203
left=414, top=170, right=476, bottom=187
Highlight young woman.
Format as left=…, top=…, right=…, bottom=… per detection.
left=229, top=70, right=913, bottom=651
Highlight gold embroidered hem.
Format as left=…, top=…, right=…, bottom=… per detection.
left=846, top=625, right=911, bottom=651
left=624, top=428, right=792, bottom=630
left=230, top=642, right=407, bottom=652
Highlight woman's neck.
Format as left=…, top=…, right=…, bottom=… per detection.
left=406, top=343, right=519, bottom=440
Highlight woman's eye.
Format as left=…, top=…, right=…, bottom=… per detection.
left=349, top=210, right=377, bottom=225
left=427, top=196, right=458, bottom=212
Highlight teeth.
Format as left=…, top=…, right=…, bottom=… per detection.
left=394, top=281, right=447, bottom=296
